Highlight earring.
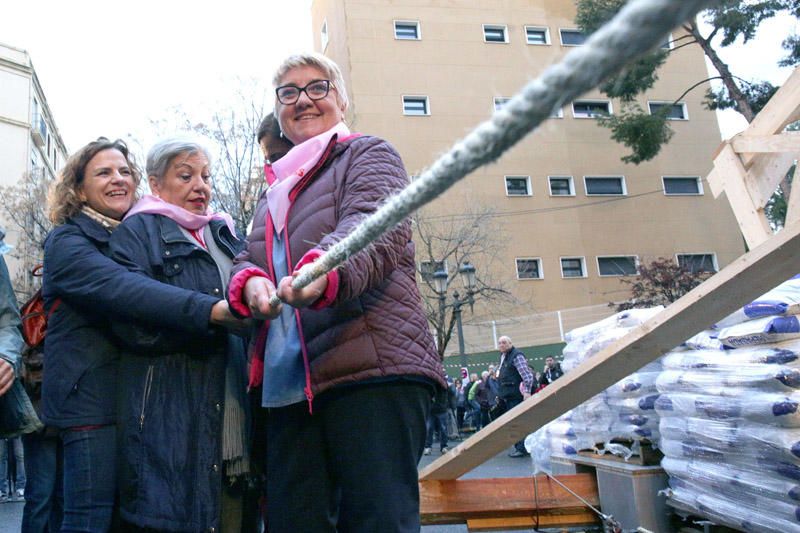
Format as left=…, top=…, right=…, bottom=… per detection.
left=279, top=131, right=285, bottom=139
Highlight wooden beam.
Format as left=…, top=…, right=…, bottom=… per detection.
left=745, top=152, right=797, bottom=208
left=738, top=67, right=800, bottom=167
left=466, top=511, right=599, bottom=531
left=731, top=132, right=800, bottom=154
left=419, top=220, right=800, bottom=480
left=708, top=144, right=773, bottom=248
left=787, top=170, right=800, bottom=226
left=419, top=474, right=599, bottom=526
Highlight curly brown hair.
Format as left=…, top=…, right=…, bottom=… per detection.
left=48, top=138, right=142, bottom=225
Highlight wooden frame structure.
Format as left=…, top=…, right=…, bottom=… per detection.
left=419, top=67, right=800, bottom=528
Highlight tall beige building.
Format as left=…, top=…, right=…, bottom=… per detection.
left=309, top=0, right=744, bottom=322
left=0, top=42, right=68, bottom=288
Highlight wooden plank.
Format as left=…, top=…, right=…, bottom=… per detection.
left=787, top=169, right=800, bottom=226
left=419, top=474, right=599, bottom=525
left=745, top=152, right=796, bottom=208
left=738, top=67, right=800, bottom=166
left=705, top=166, right=725, bottom=198
left=731, top=132, right=800, bottom=154
left=419, top=220, right=800, bottom=480
left=466, top=510, right=599, bottom=531
left=712, top=143, right=772, bottom=248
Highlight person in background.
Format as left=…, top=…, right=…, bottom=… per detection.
left=474, top=371, right=494, bottom=428
left=229, top=52, right=444, bottom=532
left=455, top=380, right=466, bottom=430
left=543, top=356, right=564, bottom=385
left=42, top=138, right=244, bottom=532
left=257, top=112, right=293, bottom=165
left=423, top=372, right=453, bottom=455
left=0, top=437, right=26, bottom=501
left=110, top=138, right=251, bottom=532
left=495, top=336, right=534, bottom=457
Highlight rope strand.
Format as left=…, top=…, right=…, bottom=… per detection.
left=270, top=0, right=721, bottom=307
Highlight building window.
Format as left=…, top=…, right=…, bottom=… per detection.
left=572, top=100, right=611, bottom=118
left=548, top=176, right=574, bottom=196
left=394, top=20, right=420, bottom=40
left=561, top=257, right=586, bottom=278
left=584, top=176, right=626, bottom=196
left=420, top=260, right=446, bottom=281
left=597, top=256, right=638, bottom=276
left=525, top=26, right=550, bottom=45
left=663, top=176, right=702, bottom=195
left=505, top=176, right=532, bottom=196
left=320, top=20, right=329, bottom=51
left=483, top=24, right=508, bottom=43
left=516, top=258, right=543, bottom=280
left=648, top=101, right=688, bottom=120
left=402, top=96, right=430, bottom=116
left=560, top=29, right=587, bottom=46
left=677, top=253, right=717, bottom=273
left=494, top=97, right=511, bottom=111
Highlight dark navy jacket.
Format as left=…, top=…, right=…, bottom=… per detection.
left=110, top=213, right=245, bottom=532
left=41, top=213, right=219, bottom=428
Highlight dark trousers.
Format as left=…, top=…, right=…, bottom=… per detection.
left=425, top=411, right=449, bottom=450
left=504, top=398, right=526, bottom=453
left=264, top=381, right=431, bottom=533
left=60, top=426, right=116, bottom=533
left=21, top=431, right=63, bottom=533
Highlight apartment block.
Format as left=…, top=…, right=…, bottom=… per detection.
left=310, top=0, right=744, bottom=319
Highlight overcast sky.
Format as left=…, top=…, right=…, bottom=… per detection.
left=1, top=2, right=796, bottom=153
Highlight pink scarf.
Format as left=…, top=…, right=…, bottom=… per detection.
left=267, top=122, right=351, bottom=233
left=125, top=194, right=237, bottom=235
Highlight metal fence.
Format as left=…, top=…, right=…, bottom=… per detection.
left=443, top=303, right=616, bottom=356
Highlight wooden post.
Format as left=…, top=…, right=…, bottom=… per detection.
left=419, top=220, right=800, bottom=480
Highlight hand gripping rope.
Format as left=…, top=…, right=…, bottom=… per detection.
left=268, top=0, right=722, bottom=308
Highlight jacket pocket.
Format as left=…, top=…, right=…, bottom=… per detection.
left=138, top=364, right=155, bottom=432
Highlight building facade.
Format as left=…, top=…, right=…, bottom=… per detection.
left=309, top=0, right=744, bottom=322
left=0, top=42, right=68, bottom=289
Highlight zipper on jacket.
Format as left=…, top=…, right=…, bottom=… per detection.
left=139, top=364, right=155, bottom=431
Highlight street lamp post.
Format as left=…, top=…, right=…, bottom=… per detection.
left=432, top=262, right=478, bottom=370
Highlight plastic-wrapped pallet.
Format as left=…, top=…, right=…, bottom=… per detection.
left=527, top=307, right=665, bottom=473
left=656, top=275, right=800, bottom=532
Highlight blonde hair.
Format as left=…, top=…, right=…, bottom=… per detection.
left=48, top=138, right=142, bottom=225
left=272, top=52, right=349, bottom=111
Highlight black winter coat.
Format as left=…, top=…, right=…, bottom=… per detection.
left=110, top=213, right=245, bottom=532
left=41, top=213, right=218, bottom=428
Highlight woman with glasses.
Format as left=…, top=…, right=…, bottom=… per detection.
left=227, top=52, right=445, bottom=532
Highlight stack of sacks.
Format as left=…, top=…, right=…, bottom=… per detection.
left=657, top=275, right=800, bottom=533
left=528, top=307, right=664, bottom=473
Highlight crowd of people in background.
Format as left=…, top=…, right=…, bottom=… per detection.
left=423, top=336, right=564, bottom=458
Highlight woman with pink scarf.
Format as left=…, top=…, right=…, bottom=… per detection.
left=109, top=139, right=253, bottom=532
left=227, top=53, right=445, bottom=532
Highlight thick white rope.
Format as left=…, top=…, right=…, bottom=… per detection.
left=272, top=0, right=721, bottom=306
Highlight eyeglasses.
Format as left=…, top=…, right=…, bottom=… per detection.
left=275, top=80, right=333, bottom=105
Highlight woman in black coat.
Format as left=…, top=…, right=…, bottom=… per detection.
left=110, top=138, right=251, bottom=532
left=42, top=138, right=243, bottom=532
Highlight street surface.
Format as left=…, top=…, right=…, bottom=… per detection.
left=0, top=447, right=539, bottom=532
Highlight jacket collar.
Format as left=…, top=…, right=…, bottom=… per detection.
left=70, top=212, right=113, bottom=244
left=155, top=215, right=240, bottom=258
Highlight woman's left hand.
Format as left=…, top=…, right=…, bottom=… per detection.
left=277, top=272, right=328, bottom=309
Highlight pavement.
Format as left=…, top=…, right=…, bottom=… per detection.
left=0, top=439, right=539, bottom=533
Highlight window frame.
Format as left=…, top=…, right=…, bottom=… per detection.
left=516, top=257, right=544, bottom=280
left=525, top=25, right=550, bottom=45
left=676, top=253, right=718, bottom=273
left=572, top=99, right=613, bottom=118
left=560, top=256, right=587, bottom=279
left=504, top=175, right=533, bottom=197
left=559, top=28, right=587, bottom=46
left=402, top=95, right=430, bottom=116
left=483, top=24, right=509, bottom=44
left=548, top=175, right=575, bottom=197
left=662, top=176, right=703, bottom=196
left=320, top=19, right=329, bottom=51
left=596, top=255, right=639, bottom=277
left=583, top=175, right=627, bottom=196
left=648, top=101, right=688, bottom=120
left=493, top=97, right=512, bottom=112
left=394, top=20, right=421, bottom=40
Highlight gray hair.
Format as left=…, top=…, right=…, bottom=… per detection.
left=146, top=137, right=213, bottom=182
left=498, top=335, right=512, bottom=344
left=272, top=52, right=349, bottom=112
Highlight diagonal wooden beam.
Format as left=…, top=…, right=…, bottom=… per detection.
left=419, top=220, right=800, bottom=480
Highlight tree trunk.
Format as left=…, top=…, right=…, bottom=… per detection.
left=686, top=22, right=755, bottom=122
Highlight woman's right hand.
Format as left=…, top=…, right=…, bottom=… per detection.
left=244, top=277, right=282, bottom=320
left=210, top=300, right=252, bottom=334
